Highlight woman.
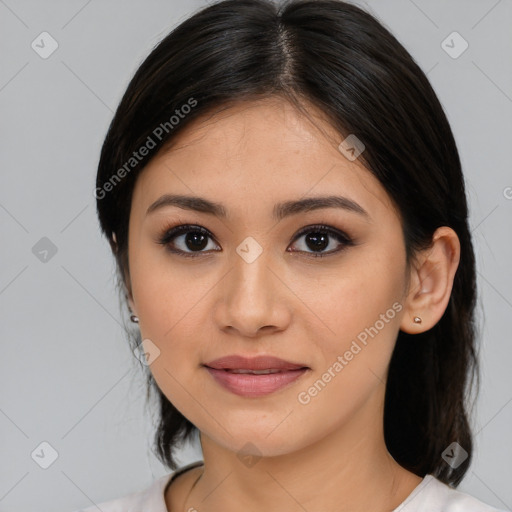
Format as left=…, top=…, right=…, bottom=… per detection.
left=82, top=0, right=507, bottom=510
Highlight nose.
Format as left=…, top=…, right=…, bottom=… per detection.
left=213, top=246, right=292, bottom=338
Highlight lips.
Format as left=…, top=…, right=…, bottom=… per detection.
left=204, top=354, right=308, bottom=372
left=203, top=355, right=310, bottom=396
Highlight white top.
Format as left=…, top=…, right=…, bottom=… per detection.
left=73, top=461, right=507, bottom=512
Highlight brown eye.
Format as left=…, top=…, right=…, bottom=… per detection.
left=157, top=224, right=220, bottom=258
left=288, top=224, right=354, bottom=258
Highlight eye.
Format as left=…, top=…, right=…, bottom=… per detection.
left=288, top=224, right=355, bottom=258
left=156, top=224, right=220, bottom=258
left=156, top=223, right=355, bottom=259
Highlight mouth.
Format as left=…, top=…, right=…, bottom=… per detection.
left=204, top=354, right=309, bottom=372
left=202, top=355, right=310, bottom=397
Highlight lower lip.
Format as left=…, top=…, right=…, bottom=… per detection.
left=205, top=367, right=309, bottom=397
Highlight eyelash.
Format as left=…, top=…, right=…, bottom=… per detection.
left=156, top=223, right=355, bottom=259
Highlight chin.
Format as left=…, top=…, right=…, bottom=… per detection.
left=205, top=423, right=310, bottom=460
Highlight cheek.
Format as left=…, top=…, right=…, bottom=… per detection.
left=297, top=249, right=405, bottom=373
left=292, top=271, right=402, bottom=431
left=130, top=250, right=208, bottom=336
left=299, top=256, right=403, bottom=331
left=129, top=254, right=209, bottom=384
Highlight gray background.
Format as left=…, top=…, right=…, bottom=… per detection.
left=1, top=1, right=511, bottom=511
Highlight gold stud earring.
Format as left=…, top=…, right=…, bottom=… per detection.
left=413, top=316, right=422, bottom=324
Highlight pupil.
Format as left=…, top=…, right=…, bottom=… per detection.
left=186, top=232, right=208, bottom=251
left=306, top=232, right=328, bottom=251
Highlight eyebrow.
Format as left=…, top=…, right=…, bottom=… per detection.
left=146, top=194, right=371, bottom=221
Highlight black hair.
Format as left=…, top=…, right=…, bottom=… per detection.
left=95, top=0, right=479, bottom=487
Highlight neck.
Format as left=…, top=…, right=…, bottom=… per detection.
left=182, top=387, right=423, bottom=512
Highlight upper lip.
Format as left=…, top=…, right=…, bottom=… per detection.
left=204, top=355, right=308, bottom=371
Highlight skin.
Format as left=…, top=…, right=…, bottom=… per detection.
left=125, top=97, right=461, bottom=512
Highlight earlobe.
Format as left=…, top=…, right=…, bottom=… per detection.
left=128, top=295, right=139, bottom=324
left=123, top=266, right=139, bottom=321
left=126, top=286, right=137, bottom=318
left=399, top=227, right=460, bottom=334
left=109, top=231, right=118, bottom=254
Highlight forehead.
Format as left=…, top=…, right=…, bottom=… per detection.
left=131, top=98, right=398, bottom=222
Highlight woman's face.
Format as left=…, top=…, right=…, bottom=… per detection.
left=127, top=97, right=411, bottom=457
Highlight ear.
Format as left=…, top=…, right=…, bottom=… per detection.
left=400, top=226, right=460, bottom=334
left=113, top=231, right=138, bottom=317
left=125, top=274, right=137, bottom=317
left=127, top=293, right=137, bottom=317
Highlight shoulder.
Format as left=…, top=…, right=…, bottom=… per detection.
left=397, top=475, right=507, bottom=512
left=69, top=461, right=204, bottom=512
left=70, top=472, right=174, bottom=512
